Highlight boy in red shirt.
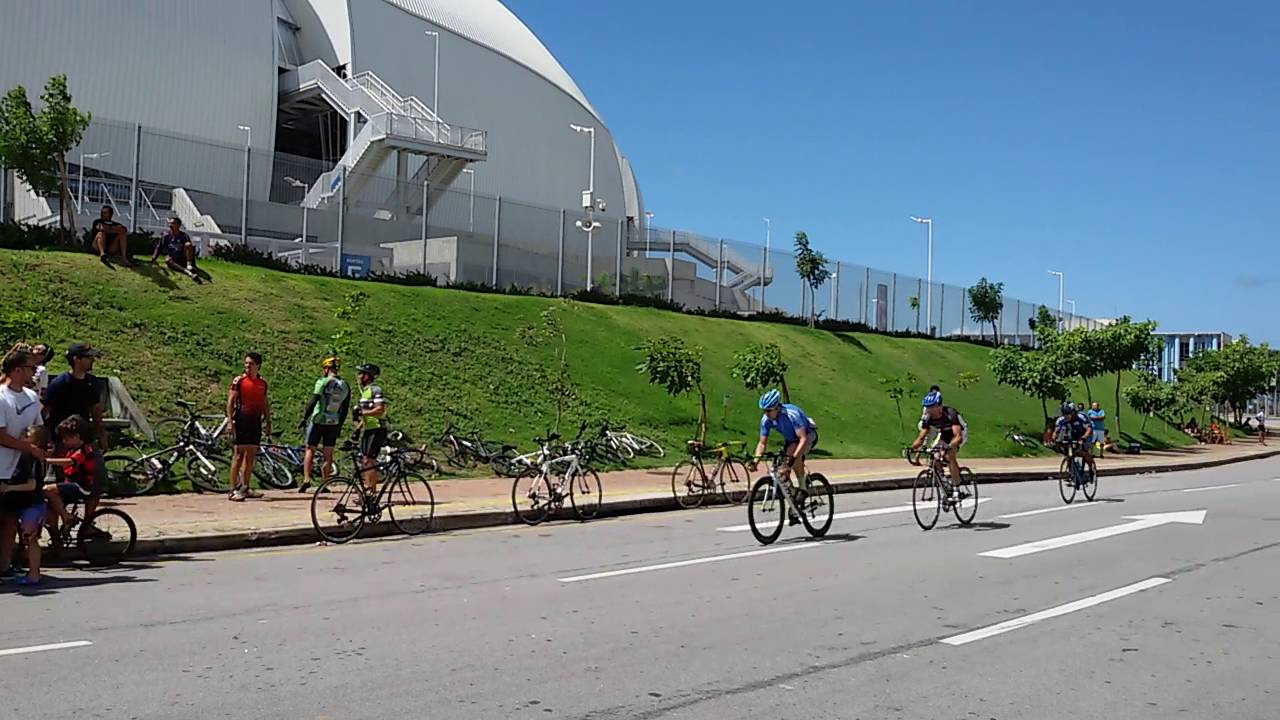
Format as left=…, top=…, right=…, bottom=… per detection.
left=225, top=352, right=271, bottom=502
left=43, top=414, right=105, bottom=536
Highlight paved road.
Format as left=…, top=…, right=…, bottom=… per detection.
left=3, top=458, right=1279, bottom=719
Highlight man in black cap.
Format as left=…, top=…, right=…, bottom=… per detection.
left=44, top=343, right=108, bottom=451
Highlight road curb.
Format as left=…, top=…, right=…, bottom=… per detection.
left=131, top=448, right=1280, bottom=558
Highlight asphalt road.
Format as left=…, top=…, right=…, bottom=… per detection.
left=2, top=457, right=1279, bottom=719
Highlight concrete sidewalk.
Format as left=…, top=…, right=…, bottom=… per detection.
left=111, top=440, right=1278, bottom=556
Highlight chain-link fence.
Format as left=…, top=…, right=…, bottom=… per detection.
left=5, top=116, right=1107, bottom=344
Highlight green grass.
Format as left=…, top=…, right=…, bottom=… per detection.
left=1, top=250, right=1191, bottom=464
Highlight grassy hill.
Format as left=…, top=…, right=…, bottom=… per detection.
left=0, top=250, right=1190, bottom=462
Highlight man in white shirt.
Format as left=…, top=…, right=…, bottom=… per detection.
left=1257, top=410, right=1267, bottom=446
left=0, top=347, right=47, bottom=584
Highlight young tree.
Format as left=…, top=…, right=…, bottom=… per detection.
left=793, top=231, right=831, bottom=329
left=989, top=345, right=1069, bottom=423
left=1179, top=336, right=1278, bottom=425
left=1096, top=317, right=1159, bottom=439
left=636, top=336, right=707, bottom=442
left=1122, top=373, right=1175, bottom=433
left=730, top=342, right=790, bottom=403
left=0, top=75, right=91, bottom=239
left=328, top=290, right=370, bottom=361
left=519, top=302, right=575, bottom=431
left=955, top=370, right=980, bottom=390
left=967, top=278, right=1004, bottom=343
left=879, top=371, right=919, bottom=438
left=908, top=295, right=921, bottom=333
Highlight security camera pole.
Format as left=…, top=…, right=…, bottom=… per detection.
left=570, top=124, right=602, bottom=289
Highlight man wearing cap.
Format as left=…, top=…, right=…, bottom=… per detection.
left=44, top=343, right=108, bottom=451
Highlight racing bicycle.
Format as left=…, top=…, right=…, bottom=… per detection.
left=746, top=451, right=833, bottom=545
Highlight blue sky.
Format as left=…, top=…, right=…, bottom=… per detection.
left=507, top=1, right=1279, bottom=342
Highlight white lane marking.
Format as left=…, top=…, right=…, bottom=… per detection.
left=998, top=502, right=1104, bottom=519
left=1182, top=483, right=1240, bottom=493
left=716, top=498, right=991, bottom=532
left=940, top=577, right=1171, bottom=646
left=0, top=640, right=93, bottom=658
left=979, top=510, right=1207, bottom=559
left=558, top=542, right=831, bottom=583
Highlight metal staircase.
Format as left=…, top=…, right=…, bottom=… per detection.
left=626, top=231, right=772, bottom=294
left=278, top=61, right=486, bottom=212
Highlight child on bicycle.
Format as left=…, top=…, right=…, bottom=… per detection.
left=43, top=415, right=106, bottom=538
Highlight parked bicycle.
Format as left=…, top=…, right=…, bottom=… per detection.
left=151, top=400, right=229, bottom=453
left=905, top=446, right=978, bottom=530
left=1057, top=440, right=1097, bottom=504
left=1004, top=427, right=1044, bottom=450
left=671, top=440, right=751, bottom=508
left=104, top=406, right=230, bottom=495
left=746, top=451, right=834, bottom=545
left=309, top=439, right=436, bottom=544
left=603, top=424, right=665, bottom=460
left=510, top=429, right=604, bottom=525
left=437, top=424, right=520, bottom=476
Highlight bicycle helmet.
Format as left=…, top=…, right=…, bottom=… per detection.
left=321, top=356, right=340, bottom=371
left=758, top=389, right=783, bottom=410
left=355, top=363, right=380, bottom=378
left=1060, top=401, right=1077, bottom=415
left=922, top=391, right=942, bottom=408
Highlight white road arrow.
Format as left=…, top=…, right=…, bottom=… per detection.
left=979, top=510, right=1206, bottom=559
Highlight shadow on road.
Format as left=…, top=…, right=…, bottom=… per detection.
left=778, top=532, right=863, bottom=546
left=941, top=521, right=1011, bottom=532
left=0, top=572, right=157, bottom=596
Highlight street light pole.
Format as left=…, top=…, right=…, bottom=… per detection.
left=424, top=30, right=440, bottom=117
left=761, top=217, right=771, bottom=312
left=644, top=211, right=654, bottom=256
left=1048, top=270, right=1064, bottom=327
left=283, top=176, right=308, bottom=245
left=461, top=168, right=475, bottom=232
left=77, top=151, right=110, bottom=213
left=910, top=216, right=933, bottom=336
left=237, top=125, right=251, bottom=245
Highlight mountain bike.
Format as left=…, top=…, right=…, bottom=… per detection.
left=511, top=432, right=604, bottom=525
left=309, top=440, right=436, bottom=544
left=151, top=400, right=229, bottom=452
left=746, top=451, right=833, bottom=545
left=103, top=428, right=229, bottom=496
left=671, top=440, right=751, bottom=508
left=905, top=446, right=978, bottom=531
left=1057, top=440, right=1097, bottom=504
left=16, top=490, right=137, bottom=567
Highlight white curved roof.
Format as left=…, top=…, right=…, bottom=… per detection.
left=382, top=0, right=600, bottom=120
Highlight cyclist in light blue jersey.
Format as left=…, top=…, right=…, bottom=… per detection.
left=751, top=389, right=818, bottom=494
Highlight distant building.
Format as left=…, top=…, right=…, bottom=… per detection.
left=1152, top=331, right=1232, bottom=381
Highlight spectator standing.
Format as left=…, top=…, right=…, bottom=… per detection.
left=151, top=217, right=197, bottom=279
left=1087, top=402, right=1107, bottom=456
left=297, top=357, right=350, bottom=493
left=0, top=347, right=48, bottom=586
left=44, top=343, right=108, bottom=451
left=226, top=352, right=271, bottom=502
left=90, top=205, right=133, bottom=266
left=1256, top=409, right=1267, bottom=446
left=29, top=343, right=51, bottom=401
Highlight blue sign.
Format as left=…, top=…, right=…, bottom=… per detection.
left=329, top=171, right=344, bottom=193
left=341, top=254, right=370, bottom=279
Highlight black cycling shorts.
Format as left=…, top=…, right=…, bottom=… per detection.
left=360, top=427, right=388, bottom=459
left=305, top=423, right=342, bottom=449
left=233, top=412, right=263, bottom=447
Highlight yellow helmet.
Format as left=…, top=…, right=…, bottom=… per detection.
left=321, top=357, right=340, bottom=371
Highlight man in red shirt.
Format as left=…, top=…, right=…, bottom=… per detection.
left=225, top=353, right=271, bottom=502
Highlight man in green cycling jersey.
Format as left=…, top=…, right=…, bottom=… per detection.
left=352, top=363, right=386, bottom=493
left=751, top=389, right=818, bottom=509
left=297, top=357, right=350, bottom=492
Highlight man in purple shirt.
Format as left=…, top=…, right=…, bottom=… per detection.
left=151, top=217, right=196, bottom=278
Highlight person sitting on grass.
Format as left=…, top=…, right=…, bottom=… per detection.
left=91, top=205, right=133, bottom=266
left=42, top=415, right=105, bottom=539
left=151, top=217, right=198, bottom=279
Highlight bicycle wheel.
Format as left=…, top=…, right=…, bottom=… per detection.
left=912, top=469, right=941, bottom=531
left=569, top=469, right=603, bottom=520
left=1059, top=458, right=1078, bottom=504
left=186, top=453, right=231, bottom=493
left=150, top=418, right=188, bottom=448
left=254, top=455, right=295, bottom=489
left=798, top=473, right=834, bottom=538
left=633, top=436, right=665, bottom=458
left=747, top=477, right=785, bottom=545
left=77, top=508, right=137, bottom=566
left=719, top=458, right=752, bottom=505
left=1082, top=461, right=1098, bottom=501
left=952, top=468, right=979, bottom=526
left=387, top=472, right=435, bottom=535
left=104, top=454, right=157, bottom=497
left=512, top=469, right=553, bottom=525
left=489, top=449, right=519, bottom=478
left=671, top=460, right=706, bottom=508
left=310, top=477, right=367, bottom=543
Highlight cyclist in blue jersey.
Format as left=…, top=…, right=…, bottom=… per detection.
left=751, top=390, right=818, bottom=498
left=1054, top=402, right=1095, bottom=474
